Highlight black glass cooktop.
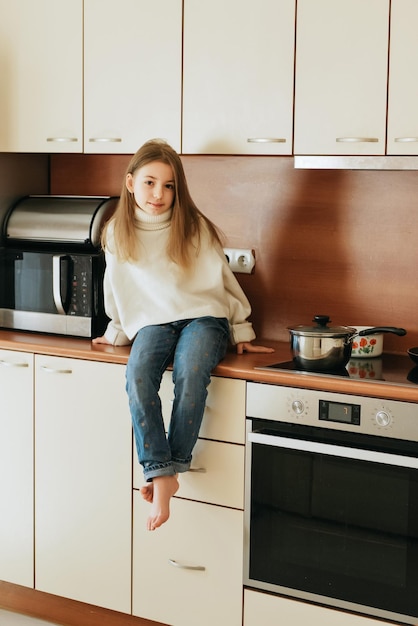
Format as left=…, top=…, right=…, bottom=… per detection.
left=258, top=353, right=418, bottom=387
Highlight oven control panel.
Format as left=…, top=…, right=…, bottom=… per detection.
left=247, top=382, right=418, bottom=441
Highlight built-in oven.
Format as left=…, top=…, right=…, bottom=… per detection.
left=245, top=382, right=418, bottom=625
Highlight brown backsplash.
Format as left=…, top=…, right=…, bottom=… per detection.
left=50, top=154, right=418, bottom=354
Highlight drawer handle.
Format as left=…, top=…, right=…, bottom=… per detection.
left=188, top=466, right=207, bottom=473
left=46, top=137, right=79, bottom=143
left=168, top=559, right=206, bottom=571
left=0, top=359, right=29, bottom=368
left=247, top=137, right=286, bottom=143
left=88, top=137, right=122, bottom=143
left=394, top=137, right=418, bottom=143
left=336, top=137, right=379, bottom=143
left=40, top=366, right=72, bottom=374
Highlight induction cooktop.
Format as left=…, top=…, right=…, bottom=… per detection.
left=257, top=353, right=418, bottom=387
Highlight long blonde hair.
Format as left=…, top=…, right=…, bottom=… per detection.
left=102, top=139, right=223, bottom=267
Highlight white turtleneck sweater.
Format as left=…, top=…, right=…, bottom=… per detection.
left=102, top=207, right=256, bottom=346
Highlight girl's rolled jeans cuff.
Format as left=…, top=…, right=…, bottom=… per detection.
left=143, top=459, right=191, bottom=481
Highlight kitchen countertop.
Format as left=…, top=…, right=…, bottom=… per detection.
left=1, top=330, right=418, bottom=403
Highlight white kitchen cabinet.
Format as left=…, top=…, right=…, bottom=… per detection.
left=0, top=0, right=181, bottom=154
left=133, top=495, right=244, bottom=626
left=387, top=0, right=418, bottom=155
left=0, top=350, right=34, bottom=588
left=0, top=0, right=83, bottom=153
left=34, top=356, right=132, bottom=613
left=132, top=373, right=245, bottom=626
left=134, top=436, right=245, bottom=510
left=182, top=0, right=295, bottom=155
left=294, top=0, right=389, bottom=155
left=84, top=0, right=182, bottom=154
left=133, top=373, right=246, bottom=507
left=243, top=590, right=400, bottom=626
left=160, top=371, right=246, bottom=444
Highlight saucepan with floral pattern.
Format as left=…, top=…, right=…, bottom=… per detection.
left=350, top=325, right=405, bottom=358
left=288, top=315, right=406, bottom=371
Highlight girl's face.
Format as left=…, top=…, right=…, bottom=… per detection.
left=126, top=160, right=175, bottom=216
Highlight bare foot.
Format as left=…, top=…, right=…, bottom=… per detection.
left=147, top=475, right=179, bottom=531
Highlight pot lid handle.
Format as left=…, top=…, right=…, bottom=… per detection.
left=313, top=315, right=331, bottom=328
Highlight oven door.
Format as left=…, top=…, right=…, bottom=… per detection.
left=244, top=419, right=418, bottom=625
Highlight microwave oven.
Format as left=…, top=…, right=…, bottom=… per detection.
left=0, top=195, right=118, bottom=338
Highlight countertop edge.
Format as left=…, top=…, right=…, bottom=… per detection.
left=1, top=331, right=418, bottom=403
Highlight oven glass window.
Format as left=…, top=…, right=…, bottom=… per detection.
left=249, top=427, right=418, bottom=618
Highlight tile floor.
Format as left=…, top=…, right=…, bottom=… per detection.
left=0, top=609, right=61, bottom=626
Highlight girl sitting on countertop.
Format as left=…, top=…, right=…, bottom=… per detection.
left=93, top=139, right=273, bottom=531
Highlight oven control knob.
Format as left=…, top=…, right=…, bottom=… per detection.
left=375, top=410, right=392, bottom=427
left=291, top=399, right=305, bottom=415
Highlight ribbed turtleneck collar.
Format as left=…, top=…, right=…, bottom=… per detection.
left=135, top=206, right=172, bottom=231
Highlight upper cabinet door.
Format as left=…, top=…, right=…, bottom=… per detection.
left=294, top=0, right=389, bottom=155
left=0, top=0, right=82, bottom=153
left=182, top=0, right=295, bottom=155
left=387, top=0, right=418, bottom=155
left=84, top=0, right=182, bottom=154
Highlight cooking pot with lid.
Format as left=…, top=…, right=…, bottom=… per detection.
left=288, top=315, right=406, bottom=372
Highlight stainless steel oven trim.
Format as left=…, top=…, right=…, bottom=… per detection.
left=248, top=431, right=418, bottom=469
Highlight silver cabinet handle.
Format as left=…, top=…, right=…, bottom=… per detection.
left=88, top=137, right=122, bottom=143
left=247, top=137, right=286, bottom=143
left=168, top=559, right=205, bottom=571
left=0, top=359, right=29, bottom=368
left=46, top=137, right=79, bottom=143
left=394, top=137, right=418, bottom=143
left=188, top=467, right=207, bottom=473
left=336, top=137, right=379, bottom=143
left=40, top=365, right=72, bottom=374
left=248, top=432, right=418, bottom=469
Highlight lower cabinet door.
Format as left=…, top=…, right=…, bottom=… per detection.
left=243, top=590, right=401, bottom=626
left=34, top=356, right=132, bottom=613
left=133, top=493, right=244, bottom=626
left=0, top=350, right=34, bottom=587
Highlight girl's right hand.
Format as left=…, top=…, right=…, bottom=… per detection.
left=92, top=335, right=111, bottom=345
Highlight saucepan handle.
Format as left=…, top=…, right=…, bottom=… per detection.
left=357, top=326, right=407, bottom=337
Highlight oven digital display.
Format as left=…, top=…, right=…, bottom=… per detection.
left=319, top=399, right=361, bottom=425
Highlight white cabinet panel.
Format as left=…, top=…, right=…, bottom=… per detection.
left=84, top=0, right=182, bottom=154
left=244, top=590, right=400, bottom=626
left=183, top=0, right=295, bottom=154
left=294, top=0, right=389, bottom=155
left=0, top=350, right=34, bottom=587
left=133, top=494, right=244, bottom=626
left=174, top=438, right=244, bottom=508
left=34, top=356, right=132, bottom=612
left=387, top=0, right=418, bottom=155
left=134, top=438, right=245, bottom=509
left=159, top=372, right=246, bottom=444
left=133, top=373, right=246, bottom=507
left=0, top=0, right=82, bottom=153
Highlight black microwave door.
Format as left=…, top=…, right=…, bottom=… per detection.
left=3, top=251, right=72, bottom=315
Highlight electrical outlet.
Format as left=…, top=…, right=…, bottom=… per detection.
left=223, top=248, right=255, bottom=274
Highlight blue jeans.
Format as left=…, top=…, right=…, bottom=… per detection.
left=126, top=317, right=230, bottom=481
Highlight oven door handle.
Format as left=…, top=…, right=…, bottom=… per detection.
left=248, top=431, right=418, bottom=469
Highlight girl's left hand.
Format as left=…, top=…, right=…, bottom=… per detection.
left=236, top=342, right=275, bottom=354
